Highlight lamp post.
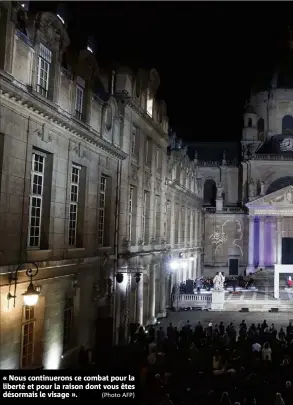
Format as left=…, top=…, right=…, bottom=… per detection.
left=115, top=267, right=143, bottom=344
left=7, top=262, right=40, bottom=308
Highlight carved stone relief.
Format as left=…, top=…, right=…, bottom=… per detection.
left=264, top=190, right=293, bottom=204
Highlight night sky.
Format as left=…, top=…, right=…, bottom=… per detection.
left=33, top=2, right=293, bottom=142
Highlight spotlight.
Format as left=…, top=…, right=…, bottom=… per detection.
left=179, top=252, right=184, bottom=259
left=116, top=273, right=124, bottom=283
left=170, top=261, right=178, bottom=270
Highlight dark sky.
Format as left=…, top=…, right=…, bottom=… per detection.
left=33, top=2, right=293, bottom=142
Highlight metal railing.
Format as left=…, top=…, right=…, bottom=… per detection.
left=254, top=154, right=293, bottom=161
left=204, top=207, right=247, bottom=214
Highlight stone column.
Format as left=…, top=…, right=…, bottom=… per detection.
left=247, top=216, right=255, bottom=270
left=135, top=274, right=143, bottom=325
left=148, top=264, right=156, bottom=324
left=258, top=216, right=265, bottom=267
left=158, top=264, right=166, bottom=317
left=276, top=217, right=282, bottom=264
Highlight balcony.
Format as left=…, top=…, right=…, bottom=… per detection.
left=173, top=293, right=212, bottom=310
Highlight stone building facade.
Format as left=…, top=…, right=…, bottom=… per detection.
left=0, top=3, right=203, bottom=369
left=189, top=58, right=293, bottom=278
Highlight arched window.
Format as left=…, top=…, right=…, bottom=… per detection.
left=203, top=179, right=217, bottom=206
left=266, top=176, right=293, bottom=195
left=282, top=115, right=293, bottom=134
left=248, top=118, right=252, bottom=128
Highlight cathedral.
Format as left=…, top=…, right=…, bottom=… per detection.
left=188, top=49, right=293, bottom=279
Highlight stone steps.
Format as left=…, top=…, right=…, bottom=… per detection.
left=224, top=300, right=293, bottom=312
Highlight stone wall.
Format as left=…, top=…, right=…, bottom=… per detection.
left=203, top=213, right=248, bottom=277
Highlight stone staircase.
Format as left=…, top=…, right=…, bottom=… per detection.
left=253, top=268, right=287, bottom=289
left=224, top=300, right=293, bottom=312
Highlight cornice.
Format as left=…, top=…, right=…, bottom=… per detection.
left=166, top=179, right=202, bottom=203
left=116, top=92, right=168, bottom=144
left=0, top=72, right=128, bottom=161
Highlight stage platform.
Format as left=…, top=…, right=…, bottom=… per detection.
left=175, top=288, right=293, bottom=312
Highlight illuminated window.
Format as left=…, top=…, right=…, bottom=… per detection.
left=69, top=165, right=81, bottom=246
left=63, top=296, right=74, bottom=351
left=28, top=152, right=45, bottom=248
left=37, top=44, right=52, bottom=98
left=98, top=176, right=107, bottom=245
left=128, top=187, right=134, bottom=241
left=21, top=306, right=35, bottom=368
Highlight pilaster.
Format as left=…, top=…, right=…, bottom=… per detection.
left=258, top=216, right=265, bottom=267
left=247, top=215, right=255, bottom=271
left=276, top=217, right=282, bottom=264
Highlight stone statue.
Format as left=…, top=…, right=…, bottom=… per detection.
left=213, top=272, right=222, bottom=291
left=248, top=179, right=255, bottom=197
left=260, top=181, right=265, bottom=196
left=217, top=182, right=223, bottom=199
left=219, top=272, right=225, bottom=290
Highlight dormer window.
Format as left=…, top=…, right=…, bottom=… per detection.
left=75, top=77, right=85, bottom=121
left=37, top=44, right=52, bottom=98
left=147, top=89, right=153, bottom=117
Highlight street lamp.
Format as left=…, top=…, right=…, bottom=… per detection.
left=7, top=263, right=40, bottom=307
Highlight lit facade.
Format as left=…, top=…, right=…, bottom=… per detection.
left=190, top=85, right=293, bottom=278
left=0, top=3, right=203, bottom=369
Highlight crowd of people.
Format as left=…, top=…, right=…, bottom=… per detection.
left=130, top=319, right=293, bottom=405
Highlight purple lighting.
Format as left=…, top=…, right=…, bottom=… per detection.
left=254, top=217, right=259, bottom=267
left=264, top=218, right=272, bottom=266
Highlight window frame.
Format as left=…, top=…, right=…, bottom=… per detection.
left=128, top=187, right=134, bottom=242
left=36, top=44, right=52, bottom=98
left=98, top=176, right=107, bottom=245
left=27, top=151, right=46, bottom=249
left=20, top=306, right=36, bottom=369
left=75, top=84, right=84, bottom=120
left=68, top=164, right=81, bottom=247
